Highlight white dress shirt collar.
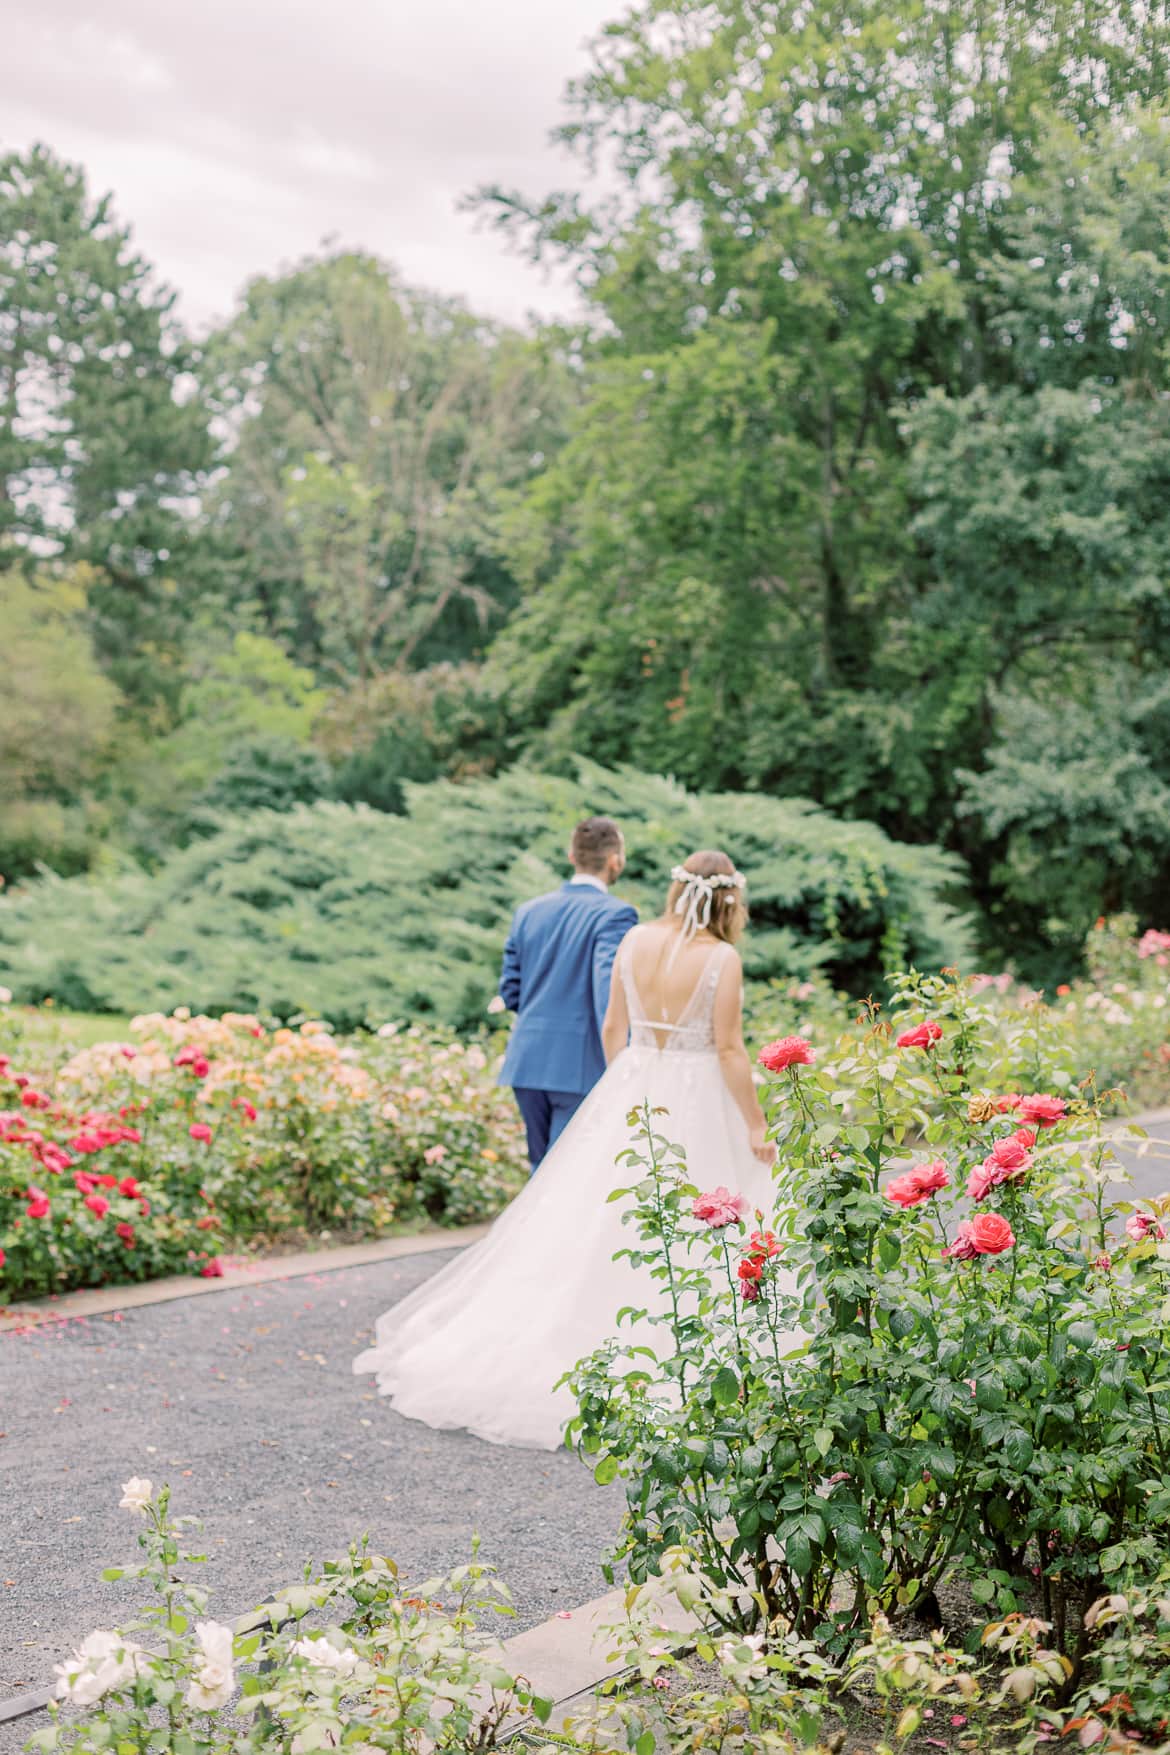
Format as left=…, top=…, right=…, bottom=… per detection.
left=569, top=872, right=609, bottom=894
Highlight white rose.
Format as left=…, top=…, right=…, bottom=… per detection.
left=186, top=1621, right=235, bottom=1711
left=0, top=986, right=12, bottom=1004
left=486, top=995, right=507, bottom=1015
left=55, top=1630, right=147, bottom=1704
left=290, top=1636, right=362, bottom=1676
left=119, top=1477, right=153, bottom=1514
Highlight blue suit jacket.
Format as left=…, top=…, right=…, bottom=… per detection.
left=498, top=882, right=639, bottom=1096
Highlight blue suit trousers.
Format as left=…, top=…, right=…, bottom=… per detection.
left=513, top=1087, right=585, bottom=1174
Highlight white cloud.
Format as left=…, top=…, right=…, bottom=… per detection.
left=2, top=0, right=616, bottom=331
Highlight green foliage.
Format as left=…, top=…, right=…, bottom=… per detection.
left=476, top=4, right=1170, bottom=958
left=201, top=251, right=572, bottom=679
left=0, top=568, right=123, bottom=878
left=0, top=764, right=970, bottom=1030
left=0, top=146, right=211, bottom=704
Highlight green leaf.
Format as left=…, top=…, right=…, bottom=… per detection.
left=636, top=1732, right=656, bottom=1755
left=971, top=1578, right=996, bottom=1605
left=1003, top=1428, right=1034, bottom=1470
left=711, top=1365, right=740, bottom=1407
left=594, top=1455, right=619, bottom=1485
left=813, top=1426, right=834, bottom=1458
left=889, top=1306, right=916, bottom=1340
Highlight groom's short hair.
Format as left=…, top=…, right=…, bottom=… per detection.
left=571, top=816, right=624, bottom=873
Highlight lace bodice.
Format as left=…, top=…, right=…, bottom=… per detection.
left=619, top=932, right=732, bottom=1053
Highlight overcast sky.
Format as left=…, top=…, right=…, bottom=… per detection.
left=4, top=0, right=619, bottom=334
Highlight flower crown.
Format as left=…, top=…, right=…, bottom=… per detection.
left=670, top=864, right=746, bottom=939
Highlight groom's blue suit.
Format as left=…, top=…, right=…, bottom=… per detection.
left=499, top=878, right=638, bottom=1170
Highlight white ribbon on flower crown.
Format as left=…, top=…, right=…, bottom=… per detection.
left=670, top=864, right=746, bottom=941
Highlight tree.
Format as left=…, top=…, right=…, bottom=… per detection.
left=202, top=252, right=572, bottom=682
left=0, top=147, right=211, bottom=703
left=0, top=567, right=122, bottom=878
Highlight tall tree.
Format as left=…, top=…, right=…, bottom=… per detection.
left=481, top=0, right=1170, bottom=838
left=0, top=147, right=211, bottom=703
left=202, top=253, right=572, bottom=683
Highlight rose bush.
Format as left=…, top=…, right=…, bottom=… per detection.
left=566, top=991, right=1170, bottom=1712
left=1, top=1005, right=525, bottom=1303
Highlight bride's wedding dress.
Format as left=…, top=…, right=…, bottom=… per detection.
left=353, top=934, right=779, bottom=1450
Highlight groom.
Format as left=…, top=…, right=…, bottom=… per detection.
left=498, top=816, right=638, bottom=1172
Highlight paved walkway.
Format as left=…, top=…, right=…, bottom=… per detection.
left=0, top=1245, right=624, bottom=1742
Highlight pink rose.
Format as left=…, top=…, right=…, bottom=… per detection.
left=424, top=1144, right=446, bottom=1165
left=988, top=1135, right=1032, bottom=1174
left=1017, top=1094, right=1067, bottom=1128
left=945, top=1213, right=1015, bottom=1260
left=692, top=1187, right=749, bottom=1229
left=26, top=1191, right=51, bottom=1220
left=966, top=1161, right=998, bottom=1203
left=200, top=1257, right=224, bottom=1278
left=84, top=1193, right=110, bottom=1218
left=189, top=1123, right=213, bottom=1144
left=895, top=1021, right=943, bottom=1051
left=758, top=1035, right=815, bottom=1072
left=191, top=1056, right=210, bottom=1079
left=994, top=1093, right=1022, bottom=1114
left=1093, top=1253, right=1113, bottom=1273
left=1125, top=1210, right=1168, bottom=1244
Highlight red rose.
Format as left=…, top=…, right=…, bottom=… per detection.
left=119, top=1177, right=140, bottom=1198
left=969, top=1212, right=1015, bottom=1254
left=137, top=1196, right=151, bottom=1215
left=84, top=1193, right=110, bottom=1218
left=20, top=1089, right=50, bottom=1109
left=747, top=1229, right=781, bottom=1260
left=994, top=1093, right=1022, bottom=1114
left=895, top=1021, right=943, bottom=1051
left=192, top=1057, right=210, bottom=1079
left=886, top=1158, right=950, bottom=1208
left=737, top=1255, right=764, bottom=1282
left=200, top=1257, right=224, bottom=1278
left=1056, top=984, right=1071, bottom=997
left=196, top=1215, right=219, bottom=1230
left=26, top=1192, right=51, bottom=1219
left=69, top=1132, right=103, bottom=1154
left=758, top=1035, right=815, bottom=1072
left=38, top=1144, right=73, bottom=1175
left=115, top=1222, right=136, bottom=1245
left=1017, top=1094, right=1067, bottom=1129
left=0, top=1247, right=5, bottom=1269
left=189, top=1123, right=213, bottom=1144
left=95, top=1173, right=119, bottom=1188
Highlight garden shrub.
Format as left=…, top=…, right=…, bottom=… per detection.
left=567, top=975, right=1170, bottom=1703
left=0, top=763, right=972, bottom=1031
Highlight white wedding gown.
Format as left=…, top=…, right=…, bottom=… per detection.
left=353, top=937, right=779, bottom=1450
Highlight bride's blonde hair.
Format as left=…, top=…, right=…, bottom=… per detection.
left=662, top=850, right=748, bottom=945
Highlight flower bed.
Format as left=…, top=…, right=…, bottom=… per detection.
left=0, top=1006, right=525, bottom=1303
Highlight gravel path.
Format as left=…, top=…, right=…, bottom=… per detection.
left=0, top=1245, right=624, bottom=1745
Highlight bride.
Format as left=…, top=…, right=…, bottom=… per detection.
left=353, top=851, right=779, bottom=1451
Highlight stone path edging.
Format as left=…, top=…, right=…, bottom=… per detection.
left=0, top=1226, right=490, bottom=1334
